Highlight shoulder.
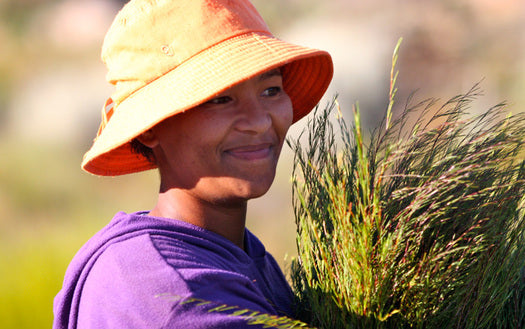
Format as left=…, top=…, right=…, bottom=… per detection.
left=76, top=228, right=282, bottom=328
left=77, top=233, right=182, bottom=327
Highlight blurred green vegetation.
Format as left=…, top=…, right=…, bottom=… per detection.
left=0, top=140, right=159, bottom=327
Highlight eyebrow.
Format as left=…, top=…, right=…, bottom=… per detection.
left=258, top=68, right=282, bottom=81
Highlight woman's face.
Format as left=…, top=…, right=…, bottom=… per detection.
left=149, top=68, right=293, bottom=205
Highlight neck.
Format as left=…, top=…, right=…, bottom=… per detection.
left=148, top=188, right=248, bottom=249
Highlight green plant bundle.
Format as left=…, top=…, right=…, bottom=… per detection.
left=288, top=42, right=525, bottom=329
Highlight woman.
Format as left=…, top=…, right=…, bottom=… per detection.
left=53, top=0, right=333, bottom=328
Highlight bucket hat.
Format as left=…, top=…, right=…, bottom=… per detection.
left=82, top=0, right=333, bottom=176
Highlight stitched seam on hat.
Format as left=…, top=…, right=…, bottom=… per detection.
left=253, top=33, right=277, bottom=54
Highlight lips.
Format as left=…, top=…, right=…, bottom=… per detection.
left=224, top=143, right=274, bottom=161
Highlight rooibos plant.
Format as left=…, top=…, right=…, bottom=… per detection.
left=288, top=41, right=525, bottom=329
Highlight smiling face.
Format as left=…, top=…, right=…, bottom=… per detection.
left=147, top=69, right=293, bottom=206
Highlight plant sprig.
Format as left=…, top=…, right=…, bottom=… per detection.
left=288, top=39, right=525, bottom=329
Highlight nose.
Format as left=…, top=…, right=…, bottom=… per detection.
left=234, top=95, right=272, bottom=134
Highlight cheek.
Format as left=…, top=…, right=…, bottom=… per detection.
left=274, top=98, right=294, bottom=137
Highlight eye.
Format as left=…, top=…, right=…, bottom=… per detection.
left=262, top=86, right=282, bottom=97
left=205, top=95, right=232, bottom=105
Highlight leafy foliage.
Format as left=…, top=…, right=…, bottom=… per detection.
left=288, top=41, right=525, bottom=328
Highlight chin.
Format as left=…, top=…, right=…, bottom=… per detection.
left=199, top=173, right=276, bottom=205
left=240, top=182, right=273, bottom=200
left=229, top=176, right=275, bottom=200
left=212, top=187, right=270, bottom=207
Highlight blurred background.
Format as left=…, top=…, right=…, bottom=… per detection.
left=1, top=0, right=523, bottom=327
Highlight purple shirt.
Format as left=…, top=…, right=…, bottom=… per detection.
left=53, top=211, right=298, bottom=328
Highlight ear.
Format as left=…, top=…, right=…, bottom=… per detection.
left=136, top=129, right=159, bottom=148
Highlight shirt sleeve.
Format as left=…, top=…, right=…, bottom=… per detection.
left=76, top=234, right=299, bottom=329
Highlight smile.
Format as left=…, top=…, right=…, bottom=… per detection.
left=224, top=143, right=274, bottom=161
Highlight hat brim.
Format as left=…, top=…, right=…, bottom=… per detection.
left=82, top=32, right=333, bottom=176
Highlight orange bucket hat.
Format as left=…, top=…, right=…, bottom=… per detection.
left=82, top=0, right=333, bottom=176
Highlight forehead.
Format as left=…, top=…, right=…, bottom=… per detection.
left=258, top=68, right=282, bottom=80
left=228, top=67, right=283, bottom=93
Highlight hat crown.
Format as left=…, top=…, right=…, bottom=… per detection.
left=102, top=0, right=269, bottom=104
